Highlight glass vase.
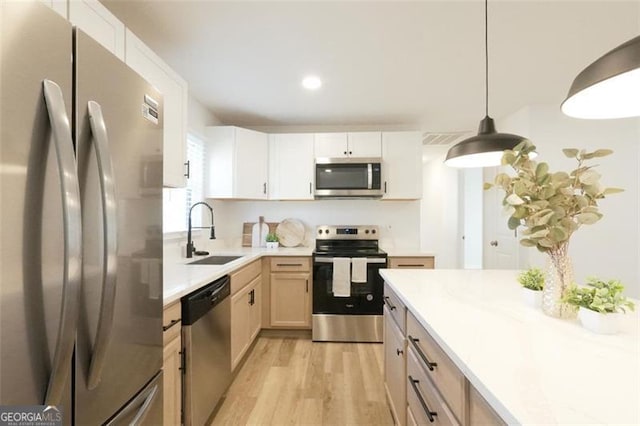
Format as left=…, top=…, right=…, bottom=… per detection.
left=542, top=243, right=578, bottom=319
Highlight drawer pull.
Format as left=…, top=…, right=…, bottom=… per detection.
left=409, top=375, right=437, bottom=423
left=276, top=263, right=303, bottom=267
left=396, top=348, right=404, bottom=356
left=162, top=318, right=180, bottom=332
left=409, top=335, right=438, bottom=371
left=398, top=264, right=425, bottom=267
left=383, top=296, right=397, bottom=311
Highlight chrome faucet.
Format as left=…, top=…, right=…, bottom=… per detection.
left=186, top=201, right=216, bottom=258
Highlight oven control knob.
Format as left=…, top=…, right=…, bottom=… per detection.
left=325, top=229, right=329, bottom=234
left=318, top=229, right=322, bottom=235
left=365, top=229, right=369, bottom=234
left=366, top=294, right=373, bottom=301
left=371, top=229, right=376, bottom=234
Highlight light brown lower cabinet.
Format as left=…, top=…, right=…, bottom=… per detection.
left=231, top=275, right=261, bottom=371
left=384, top=305, right=406, bottom=425
left=162, top=302, right=182, bottom=426
left=469, top=385, right=506, bottom=426
left=388, top=256, right=435, bottom=269
left=270, top=272, right=311, bottom=327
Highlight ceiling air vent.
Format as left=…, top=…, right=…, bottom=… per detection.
left=422, top=131, right=471, bottom=146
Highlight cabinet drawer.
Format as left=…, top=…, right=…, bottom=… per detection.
left=269, top=257, right=310, bottom=272
left=407, top=347, right=460, bottom=426
left=383, top=306, right=406, bottom=426
left=163, top=302, right=182, bottom=344
left=407, top=312, right=465, bottom=424
left=389, top=256, right=435, bottom=269
left=384, top=282, right=406, bottom=333
left=231, top=259, right=261, bottom=295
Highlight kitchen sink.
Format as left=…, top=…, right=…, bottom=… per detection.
left=187, top=255, right=243, bottom=265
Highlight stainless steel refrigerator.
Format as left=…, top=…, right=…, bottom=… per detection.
left=1, top=1, right=163, bottom=424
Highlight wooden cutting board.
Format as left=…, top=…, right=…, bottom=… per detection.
left=242, top=222, right=278, bottom=247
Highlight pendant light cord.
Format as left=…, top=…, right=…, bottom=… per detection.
left=485, top=0, right=489, bottom=117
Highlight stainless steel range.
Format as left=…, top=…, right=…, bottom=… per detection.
left=312, top=225, right=387, bottom=342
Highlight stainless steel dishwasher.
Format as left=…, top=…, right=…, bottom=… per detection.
left=182, top=275, right=231, bottom=426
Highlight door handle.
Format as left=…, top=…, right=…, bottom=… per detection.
left=408, top=335, right=438, bottom=371
left=105, top=381, right=159, bottom=425
left=42, top=80, right=82, bottom=406
left=490, top=240, right=498, bottom=247
left=263, top=182, right=267, bottom=194
left=184, top=160, right=190, bottom=178
left=309, top=182, right=312, bottom=194
left=86, top=101, right=119, bottom=390
left=408, top=375, right=438, bottom=422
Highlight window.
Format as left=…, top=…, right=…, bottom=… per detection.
left=163, top=134, right=206, bottom=233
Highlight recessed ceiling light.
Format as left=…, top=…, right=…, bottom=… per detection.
left=302, top=75, right=322, bottom=90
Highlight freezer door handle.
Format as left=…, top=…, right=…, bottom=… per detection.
left=105, top=379, right=160, bottom=426
left=42, top=80, right=82, bottom=406
left=86, top=101, right=119, bottom=390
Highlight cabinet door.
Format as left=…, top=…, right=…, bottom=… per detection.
left=125, top=29, right=188, bottom=188
left=69, top=0, right=125, bottom=60
left=314, top=133, right=348, bottom=158
left=382, top=132, right=422, bottom=199
left=231, top=286, right=251, bottom=370
left=249, top=278, right=262, bottom=342
left=268, top=134, right=314, bottom=200
left=39, top=0, right=66, bottom=18
left=234, top=127, right=269, bottom=199
left=270, top=272, right=311, bottom=328
left=348, top=132, right=382, bottom=157
left=384, top=306, right=406, bottom=426
left=162, top=334, right=182, bottom=426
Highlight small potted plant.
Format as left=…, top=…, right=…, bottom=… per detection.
left=564, top=277, right=635, bottom=334
left=265, top=233, right=279, bottom=250
left=517, top=268, right=545, bottom=308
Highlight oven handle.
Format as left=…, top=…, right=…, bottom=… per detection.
left=313, top=257, right=387, bottom=264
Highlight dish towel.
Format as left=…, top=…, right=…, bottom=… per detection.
left=332, top=257, right=351, bottom=297
left=351, top=257, right=368, bottom=283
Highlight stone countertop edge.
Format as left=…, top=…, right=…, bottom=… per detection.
left=163, top=246, right=313, bottom=307
left=379, top=268, right=640, bottom=426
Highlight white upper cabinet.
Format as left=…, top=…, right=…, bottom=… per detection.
left=40, top=0, right=67, bottom=18
left=125, top=29, right=188, bottom=188
left=206, top=126, right=269, bottom=200
left=382, top=131, right=423, bottom=200
left=314, top=132, right=382, bottom=158
left=68, top=0, right=125, bottom=60
left=269, top=134, right=314, bottom=200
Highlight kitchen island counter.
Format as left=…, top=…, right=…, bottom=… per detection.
left=380, top=269, right=640, bottom=425
left=164, top=246, right=313, bottom=306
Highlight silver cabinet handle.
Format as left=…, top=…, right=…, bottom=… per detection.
left=309, top=182, right=312, bottom=194
left=86, top=101, right=119, bottom=390
left=367, top=163, right=373, bottom=189
left=42, top=80, right=82, bottom=406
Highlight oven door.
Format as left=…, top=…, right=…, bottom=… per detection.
left=312, top=257, right=385, bottom=315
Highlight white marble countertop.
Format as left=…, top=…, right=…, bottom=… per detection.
left=379, top=269, right=640, bottom=425
left=164, top=246, right=313, bottom=306
left=383, top=249, right=437, bottom=257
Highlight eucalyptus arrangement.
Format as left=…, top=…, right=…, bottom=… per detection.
left=485, top=141, right=622, bottom=318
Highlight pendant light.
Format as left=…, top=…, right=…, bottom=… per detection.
left=561, top=35, right=640, bottom=119
left=445, top=0, right=530, bottom=168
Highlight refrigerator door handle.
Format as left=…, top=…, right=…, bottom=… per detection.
left=105, top=382, right=159, bottom=426
left=86, top=101, right=119, bottom=390
left=42, top=80, right=82, bottom=406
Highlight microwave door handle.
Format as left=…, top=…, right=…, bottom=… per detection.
left=86, top=101, right=119, bottom=390
left=367, top=163, right=373, bottom=189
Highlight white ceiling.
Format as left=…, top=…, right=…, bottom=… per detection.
left=102, top=1, right=639, bottom=133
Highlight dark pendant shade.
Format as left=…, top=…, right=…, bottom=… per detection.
left=444, top=116, right=529, bottom=168
left=562, top=35, right=640, bottom=119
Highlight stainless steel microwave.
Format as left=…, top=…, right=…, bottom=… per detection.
left=314, top=157, right=383, bottom=198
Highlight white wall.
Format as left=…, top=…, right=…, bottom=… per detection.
left=204, top=199, right=421, bottom=251
left=420, top=146, right=461, bottom=268
left=499, top=105, right=640, bottom=297
left=188, top=93, right=221, bottom=136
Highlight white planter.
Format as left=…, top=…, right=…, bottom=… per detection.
left=578, top=307, right=622, bottom=335
left=521, top=287, right=543, bottom=309
left=266, top=242, right=279, bottom=250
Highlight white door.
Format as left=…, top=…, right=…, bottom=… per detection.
left=269, top=133, right=314, bottom=200
left=235, top=127, right=268, bottom=199
left=483, top=166, right=519, bottom=269
left=314, top=133, right=348, bottom=158
left=348, top=132, right=382, bottom=157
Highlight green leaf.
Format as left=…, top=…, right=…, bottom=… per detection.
left=592, top=149, right=613, bottom=158
left=519, top=239, right=537, bottom=247
left=502, top=152, right=516, bottom=165
left=576, top=212, right=601, bottom=225
left=562, top=148, right=579, bottom=158
left=603, top=187, right=624, bottom=196
left=579, top=170, right=601, bottom=185
left=535, top=162, right=549, bottom=178
left=483, top=182, right=493, bottom=190
left=508, top=216, right=521, bottom=230
left=506, top=193, right=525, bottom=205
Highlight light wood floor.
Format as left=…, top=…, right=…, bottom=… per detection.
left=211, top=336, right=394, bottom=425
